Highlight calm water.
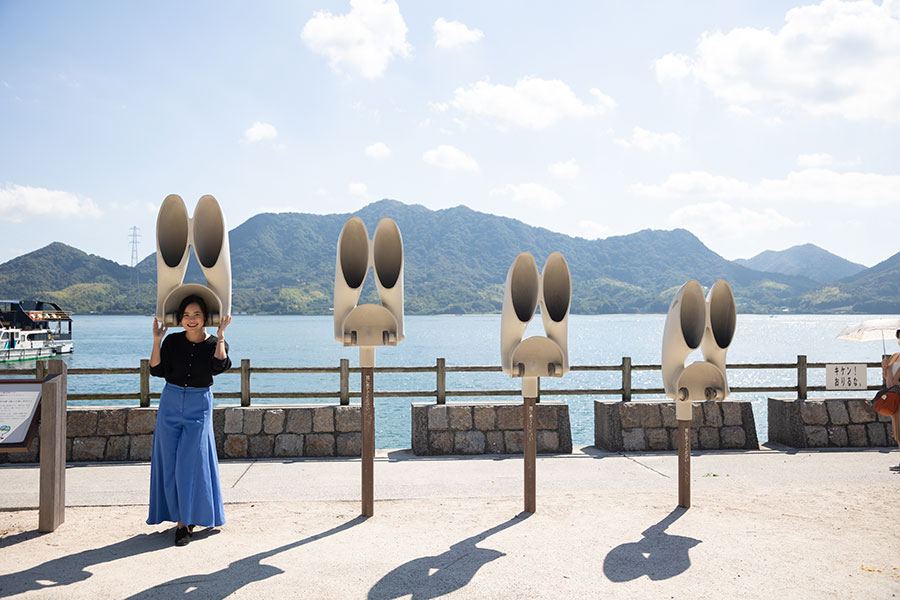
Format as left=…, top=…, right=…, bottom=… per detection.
left=2, top=314, right=892, bottom=448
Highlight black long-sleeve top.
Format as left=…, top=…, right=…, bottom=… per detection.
left=149, top=331, right=231, bottom=387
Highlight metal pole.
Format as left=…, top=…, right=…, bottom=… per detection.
left=523, top=376, right=538, bottom=514
left=340, top=358, right=350, bottom=405
left=360, top=346, right=375, bottom=517
left=678, top=419, right=691, bottom=509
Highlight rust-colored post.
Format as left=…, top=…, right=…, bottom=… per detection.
left=678, top=419, right=691, bottom=509
left=524, top=395, right=537, bottom=513
left=361, top=364, right=375, bottom=517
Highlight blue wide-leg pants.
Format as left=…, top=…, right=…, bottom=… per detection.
left=147, top=383, right=225, bottom=527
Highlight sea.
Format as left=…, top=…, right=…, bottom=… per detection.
left=1, top=314, right=891, bottom=449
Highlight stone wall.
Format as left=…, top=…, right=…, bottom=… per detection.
left=0, top=404, right=362, bottom=464
left=768, top=397, right=897, bottom=448
left=411, top=402, right=572, bottom=456
left=594, top=400, right=759, bottom=451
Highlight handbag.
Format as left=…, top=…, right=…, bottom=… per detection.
left=871, top=385, right=900, bottom=417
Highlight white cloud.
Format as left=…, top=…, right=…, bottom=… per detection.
left=633, top=168, right=900, bottom=206
left=796, top=152, right=861, bottom=168
left=616, top=126, right=684, bottom=150
left=548, top=159, right=580, bottom=180
left=669, top=202, right=801, bottom=237
left=451, top=77, right=616, bottom=130
left=433, top=17, right=484, bottom=48
left=423, top=145, right=479, bottom=172
left=428, top=101, right=449, bottom=112
left=0, top=185, right=101, bottom=222
left=301, top=0, right=411, bottom=80
left=364, top=142, right=392, bottom=159
left=490, top=183, right=563, bottom=209
left=578, top=220, right=611, bottom=239
left=654, top=0, right=900, bottom=122
left=244, top=122, right=278, bottom=142
left=348, top=182, right=368, bottom=196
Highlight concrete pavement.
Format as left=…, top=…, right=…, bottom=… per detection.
left=1, top=446, right=899, bottom=599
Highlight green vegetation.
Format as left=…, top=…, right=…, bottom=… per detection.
left=2, top=199, right=898, bottom=314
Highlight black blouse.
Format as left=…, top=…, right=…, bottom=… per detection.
left=149, top=331, right=231, bottom=388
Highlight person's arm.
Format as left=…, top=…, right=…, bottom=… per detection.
left=214, top=315, right=231, bottom=360
left=150, top=318, right=167, bottom=367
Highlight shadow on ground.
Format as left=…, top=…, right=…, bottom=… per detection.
left=367, top=512, right=529, bottom=600
left=123, top=516, right=366, bottom=599
left=0, top=530, right=172, bottom=596
left=603, top=507, right=701, bottom=582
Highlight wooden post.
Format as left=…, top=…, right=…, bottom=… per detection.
left=139, top=359, right=150, bottom=407
left=35, top=360, right=46, bottom=381
left=797, top=354, right=807, bottom=400
left=524, top=395, right=537, bottom=513
left=622, top=356, right=632, bottom=402
left=241, top=359, right=250, bottom=407
left=339, top=358, right=350, bottom=405
left=436, top=358, right=446, bottom=405
left=39, top=359, right=66, bottom=532
left=678, top=419, right=691, bottom=509
left=361, top=362, right=375, bottom=517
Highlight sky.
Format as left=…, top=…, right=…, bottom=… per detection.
left=1, top=0, right=899, bottom=269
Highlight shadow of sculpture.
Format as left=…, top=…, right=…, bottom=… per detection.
left=603, top=507, right=701, bottom=582
left=367, top=513, right=529, bottom=600
left=124, top=516, right=366, bottom=600
left=0, top=531, right=172, bottom=597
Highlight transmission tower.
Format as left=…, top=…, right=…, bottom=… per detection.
left=129, top=226, right=141, bottom=303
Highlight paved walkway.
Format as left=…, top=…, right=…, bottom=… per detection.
left=1, top=446, right=899, bottom=599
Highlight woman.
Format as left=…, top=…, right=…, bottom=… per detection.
left=148, top=295, right=232, bottom=546
left=880, top=329, right=900, bottom=472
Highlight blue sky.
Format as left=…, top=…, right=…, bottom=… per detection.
left=2, top=0, right=899, bottom=268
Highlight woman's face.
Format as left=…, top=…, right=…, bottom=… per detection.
left=180, top=302, right=206, bottom=333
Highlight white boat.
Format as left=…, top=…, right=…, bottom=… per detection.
left=0, top=300, right=74, bottom=362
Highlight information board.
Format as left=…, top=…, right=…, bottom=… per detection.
left=0, top=381, right=42, bottom=451
left=825, top=364, right=868, bottom=390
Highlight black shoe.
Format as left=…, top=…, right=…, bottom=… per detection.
left=175, top=526, right=191, bottom=546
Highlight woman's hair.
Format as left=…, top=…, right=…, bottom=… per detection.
left=177, top=295, right=208, bottom=324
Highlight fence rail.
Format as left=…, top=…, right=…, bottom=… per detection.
left=1, top=355, right=883, bottom=407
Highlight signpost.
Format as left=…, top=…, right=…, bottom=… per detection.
left=825, top=363, right=867, bottom=390
left=0, top=359, right=67, bottom=531
left=500, top=252, right=570, bottom=514
left=334, top=217, right=404, bottom=517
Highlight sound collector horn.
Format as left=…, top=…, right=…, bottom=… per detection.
left=155, top=194, right=190, bottom=324
left=372, top=218, right=404, bottom=343
left=333, top=217, right=370, bottom=343
left=700, top=279, right=736, bottom=400
left=192, top=194, right=232, bottom=325
left=500, top=252, right=539, bottom=375
left=540, top=251, right=571, bottom=376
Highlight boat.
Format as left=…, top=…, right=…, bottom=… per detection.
left=0, top=300, right=74, bottom=362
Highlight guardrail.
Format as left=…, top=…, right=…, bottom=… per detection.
left=4, top=355, right=882, bottom=408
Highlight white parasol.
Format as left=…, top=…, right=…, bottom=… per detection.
left=836, top=318, right=900, bottom=354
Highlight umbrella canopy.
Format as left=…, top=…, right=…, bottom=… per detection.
left=837, top=318, right=900, bottom=354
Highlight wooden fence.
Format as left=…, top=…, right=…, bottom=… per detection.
left=7, top=355, right=883, bottom=407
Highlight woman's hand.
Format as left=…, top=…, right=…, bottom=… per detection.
left=216, top=315, right=232, bottom=339
left=152, top=318, right=168, bottom=342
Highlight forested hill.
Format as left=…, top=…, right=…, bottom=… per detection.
left=1, top=199, right=891, bottom=314
left=735, top=243, right=866, bottom=283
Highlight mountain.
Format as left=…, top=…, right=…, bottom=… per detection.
left=798, top=250, right=900, bottom=313
left=734, top=243, right=866, bottom=283
left=0, top=199, right=871, bottom=315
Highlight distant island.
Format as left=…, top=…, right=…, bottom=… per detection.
left=1, top=199, right=898, bottom=315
